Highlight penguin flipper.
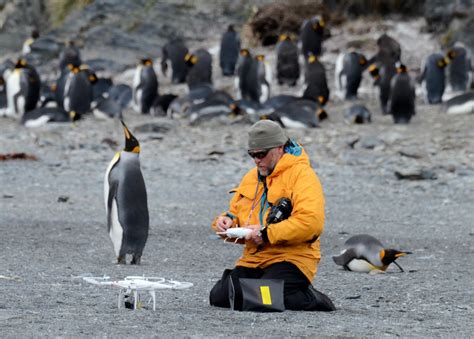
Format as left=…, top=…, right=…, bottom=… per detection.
left=106, top=181, right=118, bottom=232
left=333, top=248, right=358, bottom=266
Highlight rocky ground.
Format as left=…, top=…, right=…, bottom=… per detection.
left=1, top=11, right=474, bottom=338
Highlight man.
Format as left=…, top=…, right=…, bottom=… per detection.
left=210, top=120, right=335, bottom=311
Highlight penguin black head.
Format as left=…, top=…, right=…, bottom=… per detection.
left=278, top=34, right=291, bottom=42
left=121, top=120, right=140, bottom=154
left=312, top=18, right=325, bottom=30
left=396, top=63, right=407, bottom=74
left=447, top=50, right=457, bottom=59
left=229, top=102, right=241, bottom=116
left=359, top=55, right=367, bottom=66
left=140, top=58, right=153, bottom=66
left=31, top=28, right=40, bottom=39
left=317, top=95, right=327, bottom=105
left=240, top=49, right=250, bottom=57
left=15, top=58, right=27, bottom=68
left=381, top=249, right=412, bottom=271
left=184, top=53, right=198, bottom=66
left=70, top=66, right=80, bottom=74
left=437, top=57, right=450, bottom=68
left=368, top=64, right=380, bottom=79
left=317, top=108, right=328, bottom=121
left=227, top=24, right=235, bottom=32
left=88, top=72, right=98, bottom=84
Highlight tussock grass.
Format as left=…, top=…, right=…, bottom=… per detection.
left=45, top=0, right=94, bottom=27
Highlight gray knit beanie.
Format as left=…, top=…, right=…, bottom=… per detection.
left=248, top=120, right=288, bottom=150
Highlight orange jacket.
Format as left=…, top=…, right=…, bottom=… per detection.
left=212, top=145, right=325, bottom=282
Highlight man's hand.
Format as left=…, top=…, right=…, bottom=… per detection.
left=216, top=215, right=233, bottom=232
left=244, top=224, right=263, bottom=245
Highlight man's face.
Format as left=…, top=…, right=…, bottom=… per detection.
left=249, top=146, right=284, bottom=177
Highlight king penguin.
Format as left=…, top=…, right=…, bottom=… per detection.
left=5, top=58, right=41, bottom=117
left=333, top=234, right=411, bottom=273
left=104, top=121, right=149, bottom=265
left=185, top=49, right=213, bottom=90
left=219, top=24, right=240, bottom=76
left=161, top=39, right=189, bottom=84
left=419, top=52, right=449, bottom=104
left=303, top=54, right=329, bottom=106
left=133, top=58, right=158, bottom=114
left=389, top=63, right=416, bottom=124
left=276, top=34, right=300, bottom=86
left=300, top=16, right=326, bottom=58
left=63, top=65, right=98, bottom=118
left=335, top=50, right=367, bottom=100
left=446, top=43, right=472, bottom=93
left=59, top=40, right=81, bottom=72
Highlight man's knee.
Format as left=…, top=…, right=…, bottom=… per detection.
left=209, top=269, right=232, bottom=308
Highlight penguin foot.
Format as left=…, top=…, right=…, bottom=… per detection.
left=131, top=255, right=141, bottom=265
left=117, top=256, right=126, bottom=265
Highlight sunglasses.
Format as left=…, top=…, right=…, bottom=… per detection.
left=248, top=149, right=271, bottom=159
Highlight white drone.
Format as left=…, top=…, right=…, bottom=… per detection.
left=83, top=275, right=193, bottom=311
left=217, top=227, right=252, bottom=243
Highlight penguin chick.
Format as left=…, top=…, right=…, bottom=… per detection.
left=333, top=234, right=411, bottom=273
left=104, top=121, right=149, bottom=265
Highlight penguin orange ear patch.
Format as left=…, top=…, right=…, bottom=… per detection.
left=317, top=108, right=328, bottom=120
left=359, top=57, right=367, bottom=65
left=308, top=55, right=317, bottom=63
left=191, top=56, right=198, bottom=64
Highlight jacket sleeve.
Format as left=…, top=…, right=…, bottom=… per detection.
left=266, top=167, right=324, bottom=245
left=211, top=189, right=241, bottom=232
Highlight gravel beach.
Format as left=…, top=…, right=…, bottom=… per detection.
left=1, top=9, right=473, bottom=337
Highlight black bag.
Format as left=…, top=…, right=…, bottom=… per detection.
left=230, top=278, right=285, bottom=312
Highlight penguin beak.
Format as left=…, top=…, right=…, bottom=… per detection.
left=395, top=251, right=411, bottom=258
left=121, top=120, right=132, bottom=139
left=121, top=120, right=140, bottom=154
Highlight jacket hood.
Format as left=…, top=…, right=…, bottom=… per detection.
left=267, top=139, right=310, bottom=178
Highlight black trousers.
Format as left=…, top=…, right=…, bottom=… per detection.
left=210, top=262, right=335, bottom=311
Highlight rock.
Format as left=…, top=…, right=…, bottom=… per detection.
left=133, top=122, right=173, bottom=134
left=398, top=147, right=426, bottom=159
left=394, top=168, right=438, bottom=180
left=356, top=136, right=384, bottom=150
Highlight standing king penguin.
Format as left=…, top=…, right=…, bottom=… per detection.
left=389, top=63, right=416, bottom=124
left=104, top=121, right=149, bottom=264
left=276, top=34, right=300, bottom=86
left=5, top=58, right=41, bottom=117
left=133, top=58, right=158, bottom=114
left=419, top=52, right=449, bottom=104
left=219, top=25, right=240, bottom=76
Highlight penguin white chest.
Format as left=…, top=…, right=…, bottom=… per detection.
left=346, top=259, right=378, bottom=273
left=6, top=70, right=21, bottom=116
left=132, top=66, right=143, bottom=111
left=108, top=198, right=123, bottom=256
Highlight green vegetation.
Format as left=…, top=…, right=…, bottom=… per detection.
left=45, top=0, right=94, bottom=27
